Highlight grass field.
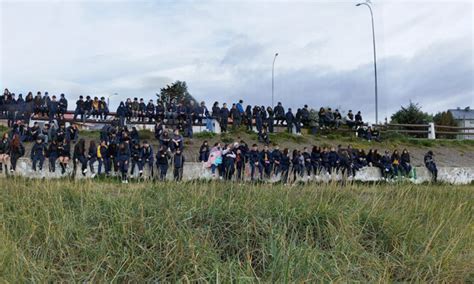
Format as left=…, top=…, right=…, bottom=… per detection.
left=1, top=179, right=473, bottom=282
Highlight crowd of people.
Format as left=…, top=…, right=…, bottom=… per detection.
left=198, top=140, right=438, bottom=183
left=0, top=119, right=439, bottom=183
left=0, top=88, right=440, bottom=183
left=2, top=88, right=369, bottom=137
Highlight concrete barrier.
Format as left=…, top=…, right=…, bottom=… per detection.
left=1, top=158, right=473, bottom=184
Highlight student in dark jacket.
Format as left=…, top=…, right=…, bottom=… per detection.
left=88, top=141, right=97, bottom=174
left=141, top=141, right=154, bottom=177
left=285, top=109, right=294, bottom=133
left=73, top=96, right=85, bottom=121
left=220, top=103, right=229, bottom=133
left=156, top=145, right=170, bottom=181
left=235, top=148, right=245, bottom=181
left=424, top=150, right=438, bottom=182
left=58, top=141, right=71, bottom=174
left=47, top=140, right=59, bottom=172
left=311, top=146, right=322, bottom=176
left=391, top=150, right=401, bottom=177
left=116, top=102, right=127, bottom=127
left=58, top=94, right=68, bottom=120
left=0, top=133, right=10, bottom=173
left=271, top=146, right=282, bottom=176
left=245, top=105, right=253, bottom=131
left=117, top=142, right=131, bottom=183
left=280, top=148, right=290, bottom=184
left=130, top=142, right=143, bottom=176
left=173, top=148, right=185, bottom=181
left=249, top=144, right=262, bottom=181
left=222, top=144, right=237, bottom=180
left=260, top=145, right=272, bottom=179
left=198, top=141, right=210, bottom=162
left=291, top=150, right=302, bottom=181
left=400, top=149, right=412, bottom=176
left=9, top=134, right=25, bottom=172
left=328, top=147, right=340, bottom=174
left=97, top=141, right=108, bottom=175
left=31, top=137, right=46, bottom=171
left=302, top=147, right=312, bottom=177
left=66, top=124, right=78, bottom=144
left=380, top=151, right=393, bottom=179
left=73, top=139, right=88, bottom=176
left=274, top=102, right=285, bottom=126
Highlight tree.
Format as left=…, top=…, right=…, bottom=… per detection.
left=433, top=111, right=457, bottom=126
left=390, top=101, right=433, bottom=125
left=433, top=111, right=459, bottom=139
left=157, top=81, right=197, bottom=107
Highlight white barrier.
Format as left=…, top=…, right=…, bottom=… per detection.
left=1, top=158, right=473, bottom=185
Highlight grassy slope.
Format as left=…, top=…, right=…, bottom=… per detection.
left=1, top=179, right=473, bottom=282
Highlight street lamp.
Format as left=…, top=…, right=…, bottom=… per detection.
left=108, top=92, right=119, bottom=107
left=356, top=0, right=379, bottom=124
left=272, top=52, right=279, bottom=108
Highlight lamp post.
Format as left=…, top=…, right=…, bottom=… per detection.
left=108, top=92, right=119, bottom=107
left=272, top=52, right=279, bottom=108
left=356, top=0, right=378, bottom=124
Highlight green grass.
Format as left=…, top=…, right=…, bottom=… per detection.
left=1, top=179, right=473, bottom=282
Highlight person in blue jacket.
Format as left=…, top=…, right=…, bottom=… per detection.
left=116, top=142, right=131, bottom=183
left=141, top=141, right=154, bottom=177
left=249, top=144, right=262, bottom=181
left=31, top=137, right=46, bottom=171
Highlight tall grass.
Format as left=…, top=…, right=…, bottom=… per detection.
left=1, top=179, right=473, bottom=282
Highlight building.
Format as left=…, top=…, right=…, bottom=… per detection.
left=448, top=107, right=474, bottom=140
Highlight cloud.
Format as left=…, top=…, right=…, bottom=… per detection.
left=1, top=0, right=472, bottom=122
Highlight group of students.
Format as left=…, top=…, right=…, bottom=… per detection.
left=0, top=122, right=189, bottom=183
left=198, top=140, right=439, bottom=183
left=3, top=88, right=369, bottom=139
left=0, top=119, right=440, bottom=182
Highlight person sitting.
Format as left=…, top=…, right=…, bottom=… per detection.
left=391, top=150, right=401, bottom=177
left=31, top=137, right=46, bottom=171
left=355, top=111, right=364, bottom=126
left=400, top=149, right=412, bottom=177
left=424, top=150, right=438, bottom=182
left=380, top=151, right=393, bottom=179
left=345, top=110, right=356, bottom=128
left=199, top=141, right=210, bottom=162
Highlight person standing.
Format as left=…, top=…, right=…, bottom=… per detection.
left=424, top=151, right=438, bottom=182
left=117, top=142, right=131, bottom=183
left=0, top=133, right=10, bottom=173
left=156, top=145, right=170, bottom=181
left=173, top=148, right=185, bottom=181
left=285, top=108, right=294, bottom=134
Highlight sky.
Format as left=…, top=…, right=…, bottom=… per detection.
left=1, top=0, right=473, bottom=123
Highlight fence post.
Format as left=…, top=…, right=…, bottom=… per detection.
left=428, top=122, right=436, bottom=140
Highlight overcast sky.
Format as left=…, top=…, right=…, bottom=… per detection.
left=1, top=0, right=473, bottom=123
